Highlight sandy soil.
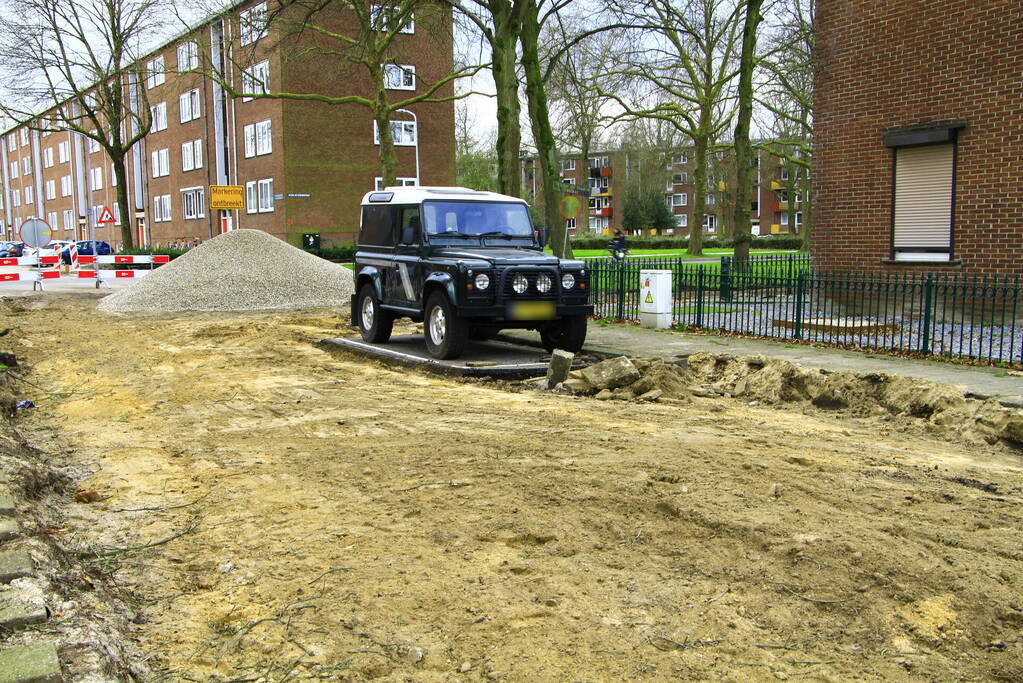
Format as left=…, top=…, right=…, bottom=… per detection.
left=6, top=295, right=1023, bottom=681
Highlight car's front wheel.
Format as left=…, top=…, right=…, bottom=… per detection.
left=357, top=283, right=394, bottom=343
left=424, top=291, right=468, bottom=359
left=540, top=315, right=587, bottom=353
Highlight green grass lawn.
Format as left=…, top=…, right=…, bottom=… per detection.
left=553, top=248, right=800, bottom=259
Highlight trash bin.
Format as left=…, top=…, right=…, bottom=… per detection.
left=639, top=269, right=672, bottom=329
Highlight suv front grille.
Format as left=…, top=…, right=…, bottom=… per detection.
left=501, top=269, right=559, bottom=299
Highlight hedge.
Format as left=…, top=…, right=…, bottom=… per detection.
left=568, top=235, right=805, bottom=251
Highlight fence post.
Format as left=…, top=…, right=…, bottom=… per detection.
left=920, top=273, right=933, bottom=354
left=794, top=271, right=806, bottom=339
left=616, top=260, right=626, bottom=320
left=695, top=265, right=705, bottom=329
left=720, top=255, right=732, bottom=303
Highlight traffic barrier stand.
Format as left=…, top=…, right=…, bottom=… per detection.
left=0, top=256, right=61, bottom=291
left=76, top=255, right=168, bottom=288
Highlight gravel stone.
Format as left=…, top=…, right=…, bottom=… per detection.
left=97, top=230, right=355, bottom=312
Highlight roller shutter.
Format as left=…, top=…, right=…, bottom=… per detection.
left=893, top=144, right=953, bottom=261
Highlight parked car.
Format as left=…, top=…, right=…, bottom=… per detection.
left=75, top=240, right=112, bottom=256
left=353, top=186, right=592, bottom=359
left=0, top=242, right=24, bottom=257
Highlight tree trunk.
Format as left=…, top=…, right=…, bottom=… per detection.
left=731, top=0, right=764, bottom=263
left=111, top=155, right=133, bottom=249
left=491, top=1, right=521, bottom=197
left=519, top=0, right=571, bottom=258
left=800, top=169, right=811, bottom=252
left=688, top=134, right=708, bottom=256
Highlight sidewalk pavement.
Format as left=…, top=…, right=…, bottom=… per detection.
left=506, top=324, right=1023, bottom=408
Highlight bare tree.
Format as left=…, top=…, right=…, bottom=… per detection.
left=0, top=0, right=161, bottom=248
left=605, top=0, right=743, bottom=256
left=757, top=0, right=812, bottom=250
left=730, top=0, right=764, bottom=261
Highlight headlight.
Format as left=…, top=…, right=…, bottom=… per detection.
left=562, top=273, right=576, bottom=289
left=536, top=273, right=552, bottom=293
left=474, top=273, right=490, bottom=290
left=512, top=273, right=529, bottom=294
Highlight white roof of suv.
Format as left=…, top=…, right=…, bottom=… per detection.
left=360, top=186, right=528, bottom=206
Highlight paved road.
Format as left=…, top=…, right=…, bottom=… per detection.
left=506, top=323, right=1023, bottom=407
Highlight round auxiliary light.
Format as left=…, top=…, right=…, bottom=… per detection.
left=512, top=273, right=529, bottom=294
left=536, top=273, right=552, bottom=293
left=474, top=273, right=491, bottom=290
left=562, top=273, right=576, bottom=290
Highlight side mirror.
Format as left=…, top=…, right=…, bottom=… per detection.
left=536, top=229, right=547, bottom=249
left=401, top=226, right=417, bottom=244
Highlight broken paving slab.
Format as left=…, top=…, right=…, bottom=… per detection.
left=0, top=600, right=47, bottom=630
left=0, top=520, right=19, bottom=543
left=0, top=552, right=33, bottom=584
left=0, top=643, right=61, bottom=683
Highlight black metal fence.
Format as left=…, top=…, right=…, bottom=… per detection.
left=586, top=254, right=1023, bottom=365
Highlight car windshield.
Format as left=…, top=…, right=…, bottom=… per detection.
left=422, top=201, right=533, bottom=239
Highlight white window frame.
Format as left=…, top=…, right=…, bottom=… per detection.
left=565, top=217, right=576, bottom=229
left=675, top=213, right=688, bottom=227
left=43, top=148, right=53, bottom=168
left=179, top=89, right=201, bottom=123
left=24, top=186, right=33, bottom=204
left=373, top=120, right=417, bottom=147
left=45, top=179, right=55, bottom=200
left=58, top=141, right=70, bottom=163
left=19, top=129, right=28, bottom=146
left=370, top=4, right=414, bottom=33
left=111, top=164, right=117, bottom=186
left=243, top=120, right=272, bottom=157
left=62, top=209, right=74, bottom=231
left=239, top=2, right=268, bottom=46
left=780, top=212, right=789, bottom=226
left=89, top=166, right=103, bottom=191
left=60, top=175, right=72, bottom=197
left=21, top=157, right=31, bottom=174
left=177, top=41, right=198, bottom=71
left=182, top=139, right=203, bottom=171
left=382, top=63, right=415, bottom=91
left=375, top=177, right=417, bottom=190
left=671, top=193, right=687, bottom=207
left=257, top=178, right=274, bottom=212
left=241, top=60, right=270, bottom=101
left=153, top=194, right=172, bottom=222
left=672, top=154, right=688, bottom=164
left=6, top=135, right=15, bottom=152
left=561, top=159, right=576, bottom=172
left=146, top=56, right=166, bottom=88
left=245, top=180, right=257, bottom=214
left=8, top=161, right=17, bottom=179
left=181, top=187, right=205, bottom=219
left=151, top=102, right=167, bottom=131
left=150, top=148, right=170, bottom=178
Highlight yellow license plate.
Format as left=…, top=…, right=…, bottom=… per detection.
left=507, top=301, right=556, bottom=320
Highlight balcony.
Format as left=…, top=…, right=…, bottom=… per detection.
left=589, top=166, right=613, bottom=178
left=769, top=180, right=784, bottom=190
left=600, top=207, right=613, bottom=217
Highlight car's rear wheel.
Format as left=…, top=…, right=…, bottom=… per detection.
left=540, top=315, right=587, bottom=353
left=357, top=283, right=393, bottom=343
left=424, top=291, right=468, bottom=360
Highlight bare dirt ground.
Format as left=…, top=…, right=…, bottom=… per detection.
left=6, top=295, right=1023, bottom=681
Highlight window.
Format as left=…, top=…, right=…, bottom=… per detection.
left=6, top=135, right=14, bottom=152
left=382, top=63, right=415, bottom=91
left=891, top=143, right=954, bottom=262
left=706, top=193, right=715, bottom=205
left=561, top=159, right=576, bottom=172
left=588, top=156, right=608, bottom=169
left=780, top=212, right=789, bottom=226
left=675, top=213, right=688, bottom=227
left=179, top=89, right=201, bottom=122
left=43, top=148, right=53, bottom=168
left=182, top=187, right=205, bottom=219
left=151, top=102, right=167, bottom=131
left=182, top=139, right=203, bottom=171
left=8, top=161, right=17, bottom=179
left=669, top=193, right=687, bottom=207
left=152, top=194, right=172, bottom=222
left=177, top=41, right=198, bottom=71
left=21, top=157, right=31, bottom=175
left=113, top=203, right=122, bottom=225
left=246, top=178, right=274, bottom=213
left=19, top=129, right=28, bottom=146
left=146, top=56, right=165, bottom=88
left=673, top=173, right=686, bottom=184
left=589, top=177, right=610, bottom=192
left=58, top=141, right=70, bottom=163
left=565, top=218, right=576, bottom=230
left=373, top=120, right=416, bottom=146
left=240, top=2, right=268, bottom=45
left=703, top=214, right=716, bottom=233
left=60, top=175, right=72, bottom=197
left=370, top=4, right=414, bottom=33
left=241, top=60, right=270, bottom=100
left=150, top=148, right=170, bottom=177
left=47, top=211, right=57, bottom=229
left=374, top=177, right=417, bottom=190
left=45, top=180, right=55, bottom=200
left=243, top=120, right=272, bottom=157
left=359, top=204, right=393, bottom=245
left=87, top=136, right=101, bottom=153
left=24, top=186, right=33, bottom=204
left=89, top=166, right=103, bottom=190
left=62, top=209, right=74, bottom=231
left=111, top=165, right=117, bottom=186
left=672, top=154, right=688, bottom=164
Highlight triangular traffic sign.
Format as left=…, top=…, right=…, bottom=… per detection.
left=97, top=205, right=116, bottom=224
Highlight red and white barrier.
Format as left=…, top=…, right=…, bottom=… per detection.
left=0, top=270, right=60, bottom=290
left=0, top=256, right=60, bottom=267
left=78, top=254, right=170, bottom=265
left=77, top=269, right=152, bottom=288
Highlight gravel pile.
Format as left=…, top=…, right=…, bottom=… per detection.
left=98, top=230, right=355, bottom=312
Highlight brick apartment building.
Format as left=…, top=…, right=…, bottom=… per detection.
left=521, top=147, right=805, bottom=239
left=814, top=0, right=1022, bottom=274
left=0, top=0, right=455, bottom=249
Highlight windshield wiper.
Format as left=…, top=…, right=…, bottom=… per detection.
left=433, top=232, right=478, bottom=239
left=478, top=232, right=521, bottom=239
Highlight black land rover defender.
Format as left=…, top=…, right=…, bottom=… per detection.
left=351, top=186, right=592, bottom=360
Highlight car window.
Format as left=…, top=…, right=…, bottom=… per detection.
left=422, top=201, right=533, bottom=236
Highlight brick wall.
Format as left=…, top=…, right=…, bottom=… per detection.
left=813, top=0, right=1023, bottom=275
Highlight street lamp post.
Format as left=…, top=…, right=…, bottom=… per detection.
left=395, top=108, right=419, bottom=185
